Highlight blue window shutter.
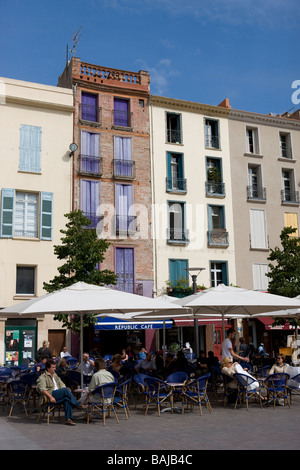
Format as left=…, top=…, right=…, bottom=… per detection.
left=221, top=263, right=228, bottom=285
left=169, top=259, right=188, bottom=286
left=1, top=188, right=15, bottom=237
left=40, top=192, right=53, bottom=240
left=19, top=125, right=41, bottom=173
left=167, top=153, right=172, bottom=190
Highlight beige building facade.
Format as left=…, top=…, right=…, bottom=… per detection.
left=0, top=78, right=74, bottom=364
left=228, top=107, right=300, bottom=291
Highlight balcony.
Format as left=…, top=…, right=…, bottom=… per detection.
left=205, top=135, right=220, bottom=149
left=205, top=181, right=225, bottom=197
left=281, top=189, right=299, bottom=204
left=167, top=228, right=189, bottom=245
left=280, top=143, right=292, bottom=159
left=83, top=212, right=104, bottom=229
left=110, top=282, right=143, bottom=296
left=112, top=110, right=133, bottom=129
left=79, top=104, right=101, bottom=126
left=166, top=177, right=187, bottom=193
left=207, top=229, right=229, bottom=247
left=115, top=215, right=137, bottom=235
left=166, top=128, right=182, bottom=144
left=79, top=155, right=102, bottom=176
left=113, top=159, right=135, bottom=179
left=247, top=185, right=266, bottom=201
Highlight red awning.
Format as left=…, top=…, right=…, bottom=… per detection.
left=174, top=317, right=224, bottom=327
left=257, top=317, right=296, bottom=331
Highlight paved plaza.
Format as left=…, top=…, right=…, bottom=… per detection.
left=0, top=392, right=299, bottom=453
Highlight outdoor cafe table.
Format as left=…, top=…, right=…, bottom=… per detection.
left=161, top=382, right=185, bottom=414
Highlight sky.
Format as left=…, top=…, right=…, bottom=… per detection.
left=0, top=0, right=299, bottom=115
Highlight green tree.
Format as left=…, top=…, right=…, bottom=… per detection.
left=267, top=226, right=300, bottom=327
left=43, top=210, right=117, bottom=332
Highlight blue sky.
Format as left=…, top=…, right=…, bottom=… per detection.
left=0, top=0, right=299, bottom=115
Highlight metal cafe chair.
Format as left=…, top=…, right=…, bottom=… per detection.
left=144, top=377, right=173, bottom=416
left=181, top=373, right=212, bottom=415
left=86, top=382, right=119, bottom=426
left=114, top=378, right=132, bottom=419
left=288, top=373, right=300, bottom=403
left=233, top=373, right=263, bottom=410
left=265, top=373, right=290, bottom=409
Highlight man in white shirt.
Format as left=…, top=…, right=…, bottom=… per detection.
left=222, top=328, right=249, bottom=363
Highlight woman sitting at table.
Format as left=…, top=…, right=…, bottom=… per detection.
left=221, top=357, right=260, bottom=392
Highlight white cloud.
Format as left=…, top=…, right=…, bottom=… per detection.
left=136, top=58, right=180, bottom=95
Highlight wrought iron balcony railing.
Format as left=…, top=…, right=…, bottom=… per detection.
left=247, top=185, right=266, bottom=200
left=113, top=110, right=133, bottom=128
left=166, top=128, right=183, bottom=144
left=115, top=215, right=137, bottom=235
left=113, top=159, right=136, bottom=179
left=83, top=212, right=104, bottom=229
left=167, top=228, right=189, bottom=244
left=205, top=181, right=225, bottom=197
left=207, top=230, right=229, bottom=247
left=79, top=155, right=102, bottom=176
left=205, top=135, right=220, bottom=149
left=280, top=143, right=292, bottom=159
left=166, top=177, right=187, bottom=193
left=281, top=189, right=299, bottom=203
left=79, top=104, right=102, bottom=125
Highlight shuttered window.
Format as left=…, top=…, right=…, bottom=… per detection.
left=284, top=212, right=299, bottom=236
left=19, top=125, right=42, bottom=173
left=250, top=209, right=268, bottom=249
left=252, top=263, right=269, bottom=291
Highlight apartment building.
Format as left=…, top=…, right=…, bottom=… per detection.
left=0, top=77, right=74, bottom=364
left=57, top=58, right=155, bottom=351
left=150, top=95, right=237, bottom=355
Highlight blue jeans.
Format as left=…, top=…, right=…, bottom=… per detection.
left=52, top=388, right=80, bottom=421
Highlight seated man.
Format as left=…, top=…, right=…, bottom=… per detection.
left=135, top=352, right=156, bottom=373
left=88, top=358, right=115, bottom=403
left=37, top=359, right=87, bottom=426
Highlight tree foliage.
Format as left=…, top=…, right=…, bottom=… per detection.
left=43, top=210, right=117, bottom=332
left=267, top=226, right=300, bottom=327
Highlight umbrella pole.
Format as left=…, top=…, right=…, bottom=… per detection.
left=222, top=313, right=225, bottom=343
left=163, top=319, right=166, bottom=366
left=80, top=313, right=83, bottom=389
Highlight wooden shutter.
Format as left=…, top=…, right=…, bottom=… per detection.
left=19, top=125, right=41, bottom=173
left=250, top=209, right=268, bottom=249
left=284, top=212, right=299, bottom=236
left=0, top=188, right=15, bottom=237
left=252, top=263, right=269, bottom=291
left=40, top=192, right=53, bottom=240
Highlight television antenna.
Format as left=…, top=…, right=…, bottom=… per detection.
left=66, top=26, right=83, bottom=62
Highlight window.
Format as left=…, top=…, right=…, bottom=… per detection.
left=81, top=92, right=98, bottom=122
left=169, top=259, right=189, bottom=287
left=19, top=125, right=41, bottom=173
left=16, top=266, right=35, bottom=295
left=281, top=169, right=299, bottom=203
left=252, top=263, right=269, bottom=291
left=207, top=205, right=228, bottom=246
left=115, top=247, right=134, bottom=293
left=115, top=184, right=136, bottom=234
left=249, top=209, right=268, bottom=249
left=246, top=127, right=260, bottom=154
left=247, top=164, right=266, bottom=200
left=167, top=202, right=188, bottom=244
left=81, top=180, right=100, bottom=229
left=166, top=152, right=186, bottom=192
left=0, top=189, right=53, bottom=240
left=205, top=119, right=220, bottom=149
left=80, top=131, right=101, bottom=175
left=206, top=158, right=225, bottom=196
left=113, top=137, right=134, bottom=178
left=114, top=98, right=130, bottom=127
left=279, top=132, right=292, bottom=159
left=210, top=262, right=228, bottom=286
left=166, top=112, right=182, bottom=144
left=284, top=212, right=299, bottom=236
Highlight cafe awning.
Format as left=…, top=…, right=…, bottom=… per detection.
left=257, top=317, right=297, bottom=331
left=95, top=316, right=173, bottom=330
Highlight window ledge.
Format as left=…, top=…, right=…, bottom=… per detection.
left=18, top=170, right=42, bottom=175
left=13, top=295, right=36, bottom=300
left=244, top=152, right=263, bottom=158
left=277, top=157, right=295, bottom=163
left=205, top=146, right=222, bottom=151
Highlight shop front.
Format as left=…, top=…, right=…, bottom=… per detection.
left=93, top=317, right=173, bottom=356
